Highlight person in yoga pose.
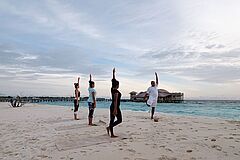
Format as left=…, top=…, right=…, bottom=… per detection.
left=106, top=68, right=122, bottom=138
left=73, top=77, right=80, bottom=120
left=145, top=72, right=159, bottom=119
left=88, top=74, right=96, bottom=125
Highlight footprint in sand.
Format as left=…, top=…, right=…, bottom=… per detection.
left=186, top=149, right=193, bottom=153
left=176, top=137, right=187, bottom=141
left=165, top=148, right=173, bottom=152
left=158, top=155, right=177, bottom=160
left=127, top=148, right=136, bottom=153
left=231, top=133, right=240, bottom=136
left=152, top=145, right=157, bottom=149
left=4, top=150, right=13, bottom=155
left=211, top=145, right=222, bottom=151
left=98, top=120, right=106, bottom=125
left=37, top=155, right=49, bottom=158
left=40, top=148, right=47, bottom=152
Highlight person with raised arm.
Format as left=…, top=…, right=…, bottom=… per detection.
left=87, top=74, right=97, bottom=125
left=73, top=77, right=80, bottom=120
left=144, top=72, right=159, bottom=119
left=106, top=68, right=122, bottom=138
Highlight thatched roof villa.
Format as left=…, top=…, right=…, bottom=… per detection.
left=130, top=89, right=184, bottom=103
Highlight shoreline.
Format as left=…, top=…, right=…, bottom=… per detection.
left=33, top=102, right=240, bottom=122
left=0, top=102, right=240, bottom=160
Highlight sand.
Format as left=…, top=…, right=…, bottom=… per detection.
left=0, top=102, right=239, bottom=160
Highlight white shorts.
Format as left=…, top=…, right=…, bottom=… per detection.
left=147, top=100, right=157, bottom=108
left=150, top=103, right=157, bottom=108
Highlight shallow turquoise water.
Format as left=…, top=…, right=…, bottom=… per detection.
left=39, top=100, right=240, bottom=120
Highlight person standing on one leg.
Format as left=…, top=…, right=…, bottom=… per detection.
left=88, top=74, right=97, bottom=125
left=74, top=77, right=80, bottom=120
left=106, top=68, right=122, bottom=138
left=145, top=72, right=159, bottom=119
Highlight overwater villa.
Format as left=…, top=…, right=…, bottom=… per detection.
left=129, top=89, right=184, bottom=103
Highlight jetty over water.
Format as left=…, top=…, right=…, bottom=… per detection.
left=0, top=96, right=128, bottom=103
left=0, top=90, right=183, bottom=104
left=0, top=96, right=74, bottom=103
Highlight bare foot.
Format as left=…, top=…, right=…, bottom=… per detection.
left=106, top=127, right=110, bottom=136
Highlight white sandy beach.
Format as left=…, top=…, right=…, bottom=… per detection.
left=0, top=102, right=239, bottom=160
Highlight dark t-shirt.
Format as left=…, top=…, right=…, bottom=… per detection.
left=75, top=89, right=80, bottom=99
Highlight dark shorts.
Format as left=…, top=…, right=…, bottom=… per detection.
left=74, top=99, right=79, bottom=112
left=88, top=102, right=95, bottom=118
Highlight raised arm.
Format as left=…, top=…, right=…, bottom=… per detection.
left=78, top=77, right=80, bottom=87
left=89, top=74, right=92, bottom=81
left=113, top=68, right=116, bottom=80
left=155, top=72, right=158, bottom=86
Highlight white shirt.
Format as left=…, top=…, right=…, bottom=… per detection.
left=88, top=88, right=96, bottom=103
left=147, top=86, right=158, bottom=106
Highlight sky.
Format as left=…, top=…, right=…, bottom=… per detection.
left=0, top=0, right=240, bottom=99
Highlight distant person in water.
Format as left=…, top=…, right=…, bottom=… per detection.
left=145, top=72, right=159, bottom=119
left=73, top=77, right=80, bottom=120
left=106, top=68, right=122, bottom=138
left=88, top=74, right=97, bottom=125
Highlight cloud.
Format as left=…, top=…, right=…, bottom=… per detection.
left=0, top=0, right=240, bottom=99
left=205, top=44, right=225, bottom=49
left=0, top=0, right=103, bottom=39
left=15, top=53, right=38, bottom=61
left=45, top=0, right=103, bottom=38
left=139, top=46, right=240, bottom=83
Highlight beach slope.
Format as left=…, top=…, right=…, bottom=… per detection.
left=0, top=102, right=239, bottom=160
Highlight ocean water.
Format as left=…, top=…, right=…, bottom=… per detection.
left=38, top=100, right=240, bottom=121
